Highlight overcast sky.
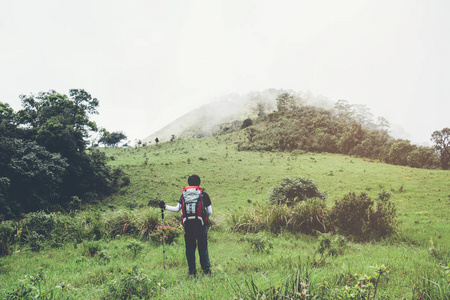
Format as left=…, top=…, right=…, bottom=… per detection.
left=1, top=0, right=449, bottom=145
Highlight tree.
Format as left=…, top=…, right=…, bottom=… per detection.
left=99, top=129, right=127, bottom=147
left=0, top=90, right=128, bottom=219
left=377, top=117, right=390, bottom=131
left=0, top=102, right=20, bottom=139
left=276, top=93, right=297, bottom=112
left=0, top=138, right=68, bottom=218
left=241, top=118, right=253, bottom=129
left=17, top=89, right=99, bottom=156
left=333, top=99, right=353, bottom=121
left=431, top=128, right=450, bottom=170
left=387, top=140, right=415, bottom=166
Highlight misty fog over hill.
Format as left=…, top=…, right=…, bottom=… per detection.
left=142, top=89, right=333, bottom=144
left=141, top=89, right=412, bottom=145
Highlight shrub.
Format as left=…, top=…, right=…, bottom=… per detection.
left=139, top=211, right=159, bottom=239
left=269, top=177, right=326, bottom=207
left=22, top=211, right=56, bottom=239
left=0, top=220, right=16, bottom=256
left=149, top=225, right=182, bottom=244
left=369, top=191, right=398, bottom=238
left=312, top=233, right=346, bottom=266
left=126, top=239, right=144, bottom=258
left=84, top=240, right=105, bottom=257
left=241, top=118, right=253, bottom=129
left=330, top=191, right=397, bottom=240
left=330, top=192, right=372, bottom=239
left=105, top=268, right=159, bottom=299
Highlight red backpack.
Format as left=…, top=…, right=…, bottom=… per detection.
left=180, top=186, right=208, bottom=225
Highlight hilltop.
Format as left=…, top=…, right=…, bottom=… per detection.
left=141, top=89, right=332, bottom=144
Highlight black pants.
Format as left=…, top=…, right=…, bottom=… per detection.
left=184, top=220, right=210, bottom=275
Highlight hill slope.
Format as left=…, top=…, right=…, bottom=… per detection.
left=142, top=89, right=332, bottom=144
left=1, top=133, right=448, bottom=299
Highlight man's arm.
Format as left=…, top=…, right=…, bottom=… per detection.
left=159, top=200, right=181, bottom=212
left=206, top=205, right=212, bottom=216
left=203, top=192, right=212, bottom=216
left=165, top=203, right=182, bottom=212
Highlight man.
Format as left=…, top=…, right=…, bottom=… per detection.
left=159, top=174, right=212, bottom=276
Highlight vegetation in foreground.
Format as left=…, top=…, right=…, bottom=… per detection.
left=1, top=134, right=449, bottom=299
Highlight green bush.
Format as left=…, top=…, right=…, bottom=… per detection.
left=149, top=225, right=182, bottom=244
left=105, top=268, right=159, bottom=299
left=269, top=177, right=326, bottom=206
left=330, top=191, right=397, bottom=240
left=0, top=220, right=16, bottom=256
left=84, top=240, right=105, bottom=257
left=22, top=211, right=56, bottom=238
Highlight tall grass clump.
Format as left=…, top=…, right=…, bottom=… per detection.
left=231, top=177, right=329, bottom=235
left=230, top=199, right=329, bottom=235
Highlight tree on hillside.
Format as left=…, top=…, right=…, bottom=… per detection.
left=352, top=104, right=374, bottom=127
left=17, top=89, right=99, bottom=155
left=376, top=117, right=390, bottom=131
left=0, top=103, right=19, bottom=138
left=276, top=93, right=298, bottom=112
left=334, top=99, right=353, bottom=121
left=241, top=117, right=253, bottom=129
left=386, top=140, right=416, bottom=166
left=99, top=129, right=127, bottom=147
left=431, top=128, right=450, bottom=170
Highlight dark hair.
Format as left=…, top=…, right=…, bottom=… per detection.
left=188, top=174, right=201, bottom=186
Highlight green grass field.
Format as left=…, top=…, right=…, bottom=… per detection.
left=1, top=133, right=449, bottom=299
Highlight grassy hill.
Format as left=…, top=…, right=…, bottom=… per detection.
left=140, top=89, right=332, bottom=144
left=1, top=133, right=449, bottom=299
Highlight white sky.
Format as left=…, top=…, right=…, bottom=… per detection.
left=1, top=0, right=449, bottom=145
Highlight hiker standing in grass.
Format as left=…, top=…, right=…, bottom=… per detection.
left=159, top=174, right=212, bottom=276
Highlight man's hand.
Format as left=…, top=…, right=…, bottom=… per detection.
left=159, top=201, right=166, bottom=209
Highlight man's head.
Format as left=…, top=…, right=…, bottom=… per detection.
left=188, top=174, right=201, bottom=186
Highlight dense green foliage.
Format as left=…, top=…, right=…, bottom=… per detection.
left=0, top=90, right=128, bottom=220
left=268, top=177, right=326, bottom=206
left=98, top=129, right=127, bottom=147
left=431, top=127, right=450, bottom=170
left=238, top=98, right=443, bottom=170
left=330, top=191, right=398, bottom=241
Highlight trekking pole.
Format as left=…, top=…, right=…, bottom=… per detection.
left=161, top=207, right=166, bottom=271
